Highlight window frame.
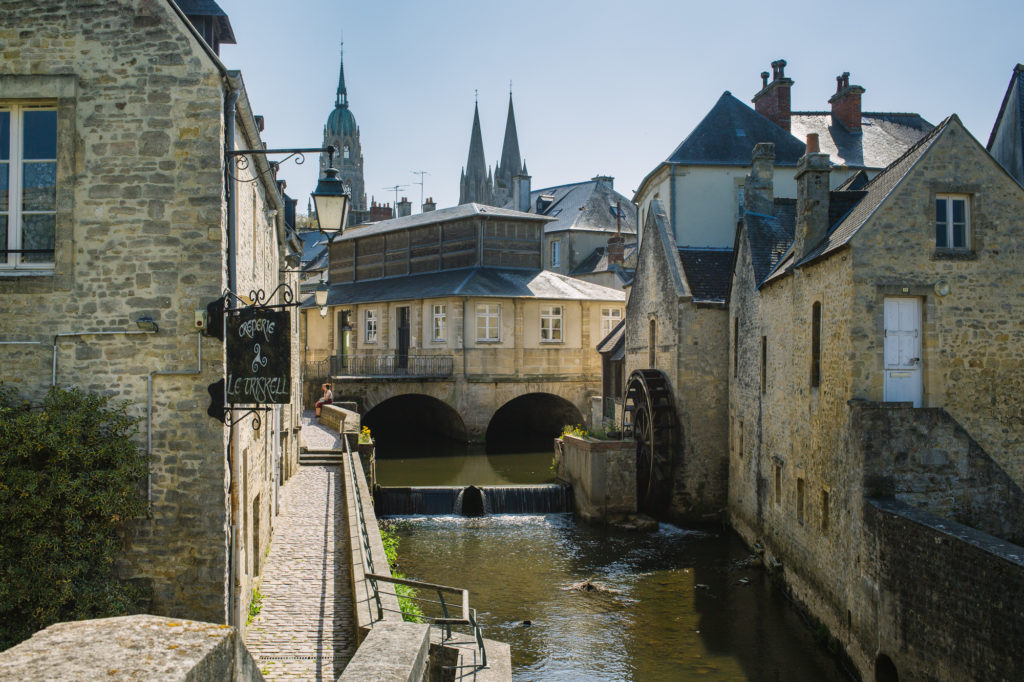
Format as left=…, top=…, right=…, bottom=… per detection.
left=0, top=103, right=58, bottom=270
left=810, top=302, right=822, bottom=388
left=540, top=304, right=563, bottom=343
left=550, top=239, right=560, bottom=268
left=431, top=303, right=446, bottom=342
left=600, top=307, right=622, bottom=338
left=476, top=303, right=500, bottom=343
left=364, top=308, right=378, bottom=344
left=935, top=194, right=970, bottom=251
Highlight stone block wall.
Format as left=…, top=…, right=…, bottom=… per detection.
left=556, top=435, right=636, bottom=521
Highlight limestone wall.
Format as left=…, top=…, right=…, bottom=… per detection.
left=556, top=435, right=636, bottom=521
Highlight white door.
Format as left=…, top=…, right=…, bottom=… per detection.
left=883, top=298, right=922, bottom=406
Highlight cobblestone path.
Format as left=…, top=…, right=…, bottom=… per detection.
left=245, top=419, right=354, bottom=680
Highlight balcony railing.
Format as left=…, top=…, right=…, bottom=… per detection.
left=315, top=354, right=454, bottom=378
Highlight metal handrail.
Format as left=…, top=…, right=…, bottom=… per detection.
left=344, top=434, right=383, bottom=619
left=328, top=353, right=454, bottom=378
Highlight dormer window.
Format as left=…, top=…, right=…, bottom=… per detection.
left=935, top=194, right=969, bottom=250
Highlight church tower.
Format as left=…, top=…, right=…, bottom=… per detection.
left=320, top=44, right=368, bottom=225
left=493, top=93, right=522, bottom=207
left=459, top=100, right=494, bottom=206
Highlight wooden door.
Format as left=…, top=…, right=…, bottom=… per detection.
left=883, top=297, right=922, bottom=407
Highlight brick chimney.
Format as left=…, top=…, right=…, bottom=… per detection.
left=828, top=72, right=865, bottom=132
left=397, top=196, right=412, bottom=218
left=752, top=59, right=794, bottom=132
left=792, top=135, right=831, bottom=259
left=422, top=197, right=436, bottom=212
left=369, top=201, right=393, bottom=222
left=744, top=142, right=775, bottom=216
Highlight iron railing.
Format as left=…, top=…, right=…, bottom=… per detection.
left=344, top=435, right=487, bottom=672
left=328, top=354, right=454, bottom=378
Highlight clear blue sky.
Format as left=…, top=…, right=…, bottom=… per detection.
left=216, top=0, right=1024, bottom=214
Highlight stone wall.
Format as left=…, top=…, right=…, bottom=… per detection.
left=866, top=499, right=1024, bottom=682
left=556, top=435, right=636, bottom=521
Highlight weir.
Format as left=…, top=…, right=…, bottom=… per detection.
left=375, top=484, right=573, bottom=516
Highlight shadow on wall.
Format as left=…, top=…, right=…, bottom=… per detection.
left=486, top=393, right=583, bottom=454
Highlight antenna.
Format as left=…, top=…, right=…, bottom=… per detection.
left=383, top=185, right=409, bottom=216
left=411, top=171, right=429, bottom=208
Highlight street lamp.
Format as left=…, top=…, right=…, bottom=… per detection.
left=315, top=280, right=329, bottom=318
left=311, top=165, right=351, bottom=240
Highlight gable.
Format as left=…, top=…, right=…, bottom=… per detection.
left=987, top=65, right=1024, bottom=186
left=634, top=200, right=690, bottom=300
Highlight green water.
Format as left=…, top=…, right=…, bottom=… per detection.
left=388, top=515, right=850, bottom=681
left=375, top=446, right=554, bottom=486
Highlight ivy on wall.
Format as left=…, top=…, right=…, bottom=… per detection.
left=0, top=385, right=147, bottom=650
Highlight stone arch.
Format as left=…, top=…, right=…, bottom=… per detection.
left=364, top=394, right=468, bottom=455
left=485, top=392, right=584, bottom=454
left=874, top=654, right=899, bottom=682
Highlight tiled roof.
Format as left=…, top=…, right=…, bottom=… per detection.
left=677, top=248, right=734, bottom=302
left=504, top=180, right=638, bottom=234
left=309, top=267, right=624, bottom=308
left=667, top=92, right=806, bottom=166
left=835, top=169, right=870, bottom=191
left=797, top=116, right=953, bottom=265
left=745, top=200, right=795, bottom=286
left=791, top=112, right=933, bottom=169
left=596, top=321, right=625, bottom=361
left=338, top=203, right=552, bottom=241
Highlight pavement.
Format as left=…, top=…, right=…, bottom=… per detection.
left=244, top=413, right=354, bottom=681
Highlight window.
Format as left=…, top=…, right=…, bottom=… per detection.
left=476, top=303, right=500, bottom=342
left=540, top=305, right=562, bottom=342
left=601, top=307, right=621, bottom=338
left=797, top=477, right=806, bottom=525
left=648, top=319, right=656, bottom=367
left=550, top=240, right=560, bottom=267
left=761, top=336, right=767, bottom=395
left=811, top=302, right=822, bottom=387
left=821, top=489, right=830, bottom=532
left=364, top=309, right=378, bottom=343
left=774, top=464, right=782, bottom=506
left=935, top=194, right=969, bottom=249
left=733, top=317, right=739, bottom=377
left=1, top=105, right=57, bottom=269
left=736, top=186, right=745, bottom=218
left=737, top=420, right=744, bottom=459
left=343, top=145, right=350, bottom=160
left=432, top=304, right=446, bottom=342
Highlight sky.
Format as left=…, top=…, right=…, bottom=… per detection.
left=215, top=0, right=1024, bottom=215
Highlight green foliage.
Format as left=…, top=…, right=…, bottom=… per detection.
left=378, top=521, right=424, bottom=623
left=560, top=424, right=588, bottom=439
left=0, top=385, right=147, bottom=650
left=590, top=422, right=622, bottom=440
left=247, top=587, right=264, bottom=625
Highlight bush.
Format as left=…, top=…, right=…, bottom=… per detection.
left=378, top=521, right=424, bottom=623
left=0, top=385, right=147, bottom=650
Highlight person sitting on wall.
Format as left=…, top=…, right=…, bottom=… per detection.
left=315, top=383, right=333, bottom=417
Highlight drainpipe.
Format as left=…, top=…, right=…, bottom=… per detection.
left=225, top=87, right=240, bottom=297
left=147, top=331, right=202, bottom=516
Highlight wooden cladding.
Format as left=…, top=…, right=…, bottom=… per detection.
left=331, top=217, right=542, bottom=282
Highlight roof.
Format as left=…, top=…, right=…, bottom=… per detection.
left=666, top=92, right=807, bottom=166
left=987, top=64, right=1024, bottom=186
left=174, top=0, right=235, bottom=45
left=677, top=248, right=733, bottom=302
left=570, top=242, right=637, bottom=283
left=504, top=179, right=638, bottom=234
left=596, top=321, right=625, bottom=361
left=337, top=203, right=553, bottom=241
left=310, top=267, right=625, bottom=307
left=797, top=116, right=953, bottom=265
left=790, top=112, right=933, bottom=169
left=744, top=201, right=795, bottom=286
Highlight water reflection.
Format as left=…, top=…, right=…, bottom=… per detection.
left=375, top=443, right=554, bottom=487
left=388, top=515, right=849, bottom=682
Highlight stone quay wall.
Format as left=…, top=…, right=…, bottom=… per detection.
left=556, top=435, right=636, bottom=521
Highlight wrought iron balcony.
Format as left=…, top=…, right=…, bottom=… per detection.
left=312, top=353, right=455, bottom=378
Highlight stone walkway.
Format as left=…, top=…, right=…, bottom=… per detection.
left=244, top=414, right=354, bottom=681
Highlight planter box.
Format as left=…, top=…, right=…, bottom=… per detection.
left=556, top=435, right=636, bottom=522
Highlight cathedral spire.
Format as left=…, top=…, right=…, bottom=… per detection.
left=493, top=92, right=522, bottom=206
left=336, top=41, right=348, bottom=108
left=459, top=99, right=493, bottom=205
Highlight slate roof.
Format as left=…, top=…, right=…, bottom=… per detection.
left=835, top=169, right=870, bottom=191
left=791, top=112, right=933, bottom=169
left=174, top=0, right=235, bottom=44
left=337, top=203, right=552, bottom=241
left=667, top=92, right=807, bottom=166
left=987, top=64, right=1024, bottom=185
left=306, top=267, right=624, bottom=308
left=596, top=321, right=625, bottom=361
left=504, top=180, right=637, bottom=234
left=677, top=248, right=734, bottom=302
left=570, top=242, right=637, bottom=284
left=797, top=116, right=953, bottom=266
left=745, top=202, right=795, bottom=286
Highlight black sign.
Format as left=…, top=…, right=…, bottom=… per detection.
left=226, top=309, right=291, bottom=404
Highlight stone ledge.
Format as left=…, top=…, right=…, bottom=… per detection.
left=338, top=622, right=429, bottom=682
left=0, top=615, right=263, bottom=681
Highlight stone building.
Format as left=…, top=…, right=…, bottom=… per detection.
left=319, top=45, right=369, bottom=225
left=623, top=60, right=934, bottom=520
left=0, top=0, right=302, bottom=634
left=729, top=119, right=1024, bottom=680
left=301, top=202, right=624, bottom=445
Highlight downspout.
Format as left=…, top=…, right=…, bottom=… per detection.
left=51, top=330, right=155, bottom=386
left=224, top=83, right=242, bottom=630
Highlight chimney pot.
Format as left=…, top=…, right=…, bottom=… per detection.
left=806, top=133, right=820, bottom=154
left=761, top=71, right=770, bottom=88
left=828, top=72, right=865, bottom=131
left=752, top=59, right=794, bottom=132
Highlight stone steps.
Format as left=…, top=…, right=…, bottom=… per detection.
left=299, top=448, right=345, bottom=466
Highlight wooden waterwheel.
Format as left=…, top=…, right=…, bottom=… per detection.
left=623, top=369, right=678, bottom=515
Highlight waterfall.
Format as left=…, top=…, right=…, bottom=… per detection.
left=376, top=484, right=573, bottom=516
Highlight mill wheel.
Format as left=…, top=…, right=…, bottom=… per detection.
left=623, top=369, right=678, bottom=515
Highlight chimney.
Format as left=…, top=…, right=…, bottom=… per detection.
left=744, top=142, right=775, bottom=216
left=591, top=175, right=614, bottom=189
left=369, top=201, right=393, bottom=222
left=752, top=59, right=794, bottom=131
left=397, top=196, right=412, bottom=218
left=512, top=169, right=532, bottom=213
left=792, top=135, right=831, bottom=259
left=607, top=200, right=625, bottom=265
left=422, top=197, right=436, bottom=213
left=828, top=72, right=865, bottom=132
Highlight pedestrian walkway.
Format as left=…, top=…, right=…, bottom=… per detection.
left=245, top=413, right=354, bottom=681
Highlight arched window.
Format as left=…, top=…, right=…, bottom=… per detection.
left=343, top=145, right=350, bottom=160
left=648, top=318, right=656, bottom=368
left=811, top=301, right=822, bottom=387
left=875, top=654, right=899, bottom=682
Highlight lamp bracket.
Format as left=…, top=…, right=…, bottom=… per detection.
left=226, top=146, right=336, bottom=184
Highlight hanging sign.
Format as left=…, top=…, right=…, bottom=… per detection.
left=226, top=309, right=291, bottom=404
